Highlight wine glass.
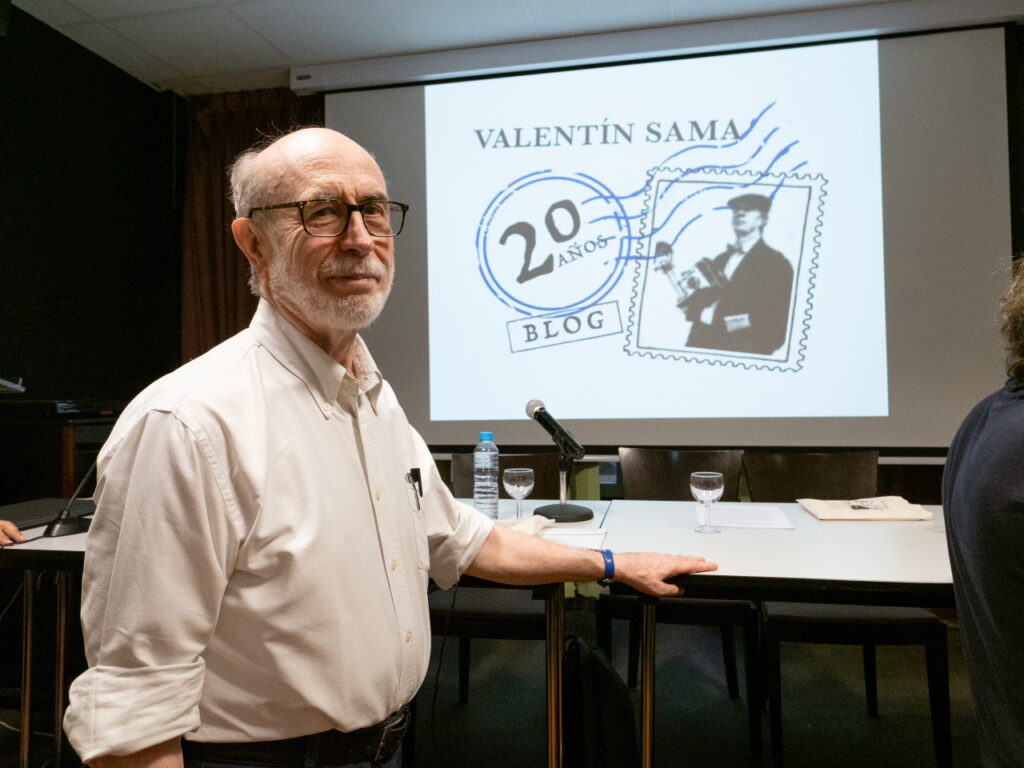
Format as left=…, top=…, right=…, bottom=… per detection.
left=503, top=468, right=535, bottom=519
left=690, top=471, right=724, bottom=534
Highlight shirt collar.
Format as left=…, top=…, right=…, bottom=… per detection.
left=248, top=299, right=384, bottom=417
left=734, top=232, right=761, bottom=255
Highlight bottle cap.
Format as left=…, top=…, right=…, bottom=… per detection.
left=480, top=431, right=494, bottom=441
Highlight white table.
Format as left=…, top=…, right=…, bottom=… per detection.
left=2, top=526, right=88, bottom=768
left=602, top=500, right=954, bottom=768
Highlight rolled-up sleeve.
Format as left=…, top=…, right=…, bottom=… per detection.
left=64, top=408, right=240, bottom=760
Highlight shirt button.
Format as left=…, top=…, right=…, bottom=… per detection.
left=391, top=559, right=399, bottom=571
left=375, top=489, right=382, bottom=501
left=405, top=630, right=413, bottom=643
left=322, top=402, right=332, bottom=413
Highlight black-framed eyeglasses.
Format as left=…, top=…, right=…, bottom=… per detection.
left=248, top=199, right=409, bottom=238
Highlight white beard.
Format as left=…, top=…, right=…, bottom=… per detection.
left=267, top=250, right=391, bottom=332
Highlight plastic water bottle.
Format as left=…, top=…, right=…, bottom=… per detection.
left=473, top=431, right=499, bottom=519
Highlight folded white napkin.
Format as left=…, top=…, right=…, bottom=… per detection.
left=496, top=514, right=556, bottom=535
left=797, top=496, right=933, bottom=521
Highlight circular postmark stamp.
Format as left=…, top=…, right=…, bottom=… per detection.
left=475, top=171, right=632, bottom=317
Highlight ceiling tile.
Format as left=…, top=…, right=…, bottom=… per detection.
left=106, top=5, right=291, bottom=75
left=367, top=0, right=546, bottom=53
left=14, top=0, right=1024, bottom=97
left=515, top=0, right=678, bottom=39
left=232, top=0, right=409, bottom=62
left=58, top=20, right=184, bottom=84
left=64, top=0, right=220, bottom=21
left=12, top=0, right=91, bottom=26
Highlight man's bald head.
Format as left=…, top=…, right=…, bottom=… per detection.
left=229, top=127, right=379, bottom=220
left=229, top=127, right=391, bottom=298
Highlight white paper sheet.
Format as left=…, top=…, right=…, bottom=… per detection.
left=710, top=504, right=795, bottom=529
left=539, top=528, right=608, bottom=548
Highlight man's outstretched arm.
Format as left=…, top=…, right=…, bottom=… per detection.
left=465, top=524, right=717, bottom=596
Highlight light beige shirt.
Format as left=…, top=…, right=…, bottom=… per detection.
left=64, top=300, right=493, bottom=760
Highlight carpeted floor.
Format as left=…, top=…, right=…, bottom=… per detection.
left=413, top=599, right=977, bottom=768
left=1, top=599, right=978, bottom=768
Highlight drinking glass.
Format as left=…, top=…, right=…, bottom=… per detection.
left=690, top=471, right=724, bottom=533
left=502, top=468, right=535, bottom=519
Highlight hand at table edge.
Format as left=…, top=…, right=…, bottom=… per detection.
left=613, top=551, right=719, bottom=597
left=0, top=519, right=27, bottom=545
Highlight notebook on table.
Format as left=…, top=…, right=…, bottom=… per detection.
left=797, top=496, right=932, bottom=521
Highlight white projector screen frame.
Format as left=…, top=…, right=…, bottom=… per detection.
left=326, top=26, right=1012, bottom=449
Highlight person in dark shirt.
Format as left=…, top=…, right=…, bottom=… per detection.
left=942, top=264, right=1024, bottom=768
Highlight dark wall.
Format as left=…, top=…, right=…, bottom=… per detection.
left=0, top=7, right=184, bottom=403
left=1009, top=24, right=1024, bottom=260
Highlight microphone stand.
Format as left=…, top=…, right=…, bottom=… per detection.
left=534, top=447, right=594, bottom=523
left=43, top=461, right=96, bottom=538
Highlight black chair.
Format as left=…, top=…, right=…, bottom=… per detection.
left=744, top=450, right=951, bottom=768
left=595, top=448, right=764, bottom=763
left=428, top=452, right=561, bottom=702
left=742, top=450, right=879, bottom=503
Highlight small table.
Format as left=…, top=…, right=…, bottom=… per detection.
left=602, top=500, right=954, bottom=768
left=1, top=528, right=87, bottom=768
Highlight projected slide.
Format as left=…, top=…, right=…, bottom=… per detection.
left=426, top=41, right=886, bottom=421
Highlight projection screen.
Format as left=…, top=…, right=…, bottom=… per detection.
left=326, top=26, right=1012, bottom=449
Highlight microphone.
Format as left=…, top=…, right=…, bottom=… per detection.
left=43, top=460, right=96, bottom=538
left=524, top=400, right=592, bottom=522
left=525, top=400, right=585, bottom=460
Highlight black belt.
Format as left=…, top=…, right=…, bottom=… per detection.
left=181, top=707, right=409, bottom=766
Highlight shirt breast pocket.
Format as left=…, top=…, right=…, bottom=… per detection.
left=405, top=476, right=431, bottom=571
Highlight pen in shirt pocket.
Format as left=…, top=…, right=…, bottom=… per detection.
left=406, top=468, right=423, bottom=510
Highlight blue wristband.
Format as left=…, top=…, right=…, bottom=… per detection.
left=598, top=549, right=615, bottom=586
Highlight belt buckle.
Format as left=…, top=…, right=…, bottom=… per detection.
left=373, top=707, right=410, bottom=763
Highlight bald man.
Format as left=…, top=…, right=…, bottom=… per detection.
left=64, top=128, right=716, bottom=768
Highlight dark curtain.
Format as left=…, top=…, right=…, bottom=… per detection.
left=181, top=88, right=323, bottom=361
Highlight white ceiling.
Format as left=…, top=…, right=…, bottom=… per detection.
left=12, top=0, right=1024, bottom=96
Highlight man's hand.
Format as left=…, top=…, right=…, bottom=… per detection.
left=612, top=551, right=718, bottom=596
left=0, top=520, right=26, bottom=546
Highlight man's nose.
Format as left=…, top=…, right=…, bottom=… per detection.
left=338, top=211, right=375, bottom=252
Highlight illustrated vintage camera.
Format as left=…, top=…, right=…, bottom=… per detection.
left=653, top=241, right=729, bottom=310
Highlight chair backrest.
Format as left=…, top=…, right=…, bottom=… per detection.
left=743, top=450, right=879, bottom=502
left=618, top=447, right=744, bottom=502
left=450, top=452, right=562, bottom=499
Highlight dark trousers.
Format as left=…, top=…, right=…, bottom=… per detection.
left=183, top=744, right=402, bottom=768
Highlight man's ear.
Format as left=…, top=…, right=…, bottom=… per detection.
left=232, top=218, right=270, bottom=285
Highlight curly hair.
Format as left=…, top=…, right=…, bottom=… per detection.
left=1002, top=260, right=1024, bottom=382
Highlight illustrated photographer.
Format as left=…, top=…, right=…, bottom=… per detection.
left=659, top=193, right=794, bottom=356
